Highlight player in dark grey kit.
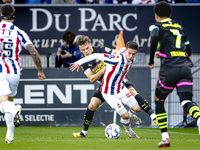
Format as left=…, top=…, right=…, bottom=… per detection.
left=148, top=1, right=200, bottom=148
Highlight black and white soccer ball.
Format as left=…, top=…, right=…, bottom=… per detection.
left=105, top=123, right=121, bottom=139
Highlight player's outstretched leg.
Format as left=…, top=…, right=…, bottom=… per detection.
left=134, top=94, right=159, bottom=126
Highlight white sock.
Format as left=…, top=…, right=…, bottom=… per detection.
left=5, top=112, right=14, bottom=138
left=128, top=109, right=136, bottom=118
left=82, top=130, right=87, bottom=136
left=162, top=132, right=169, bottom=141
left=150, top=113, right=157, bottom=121
left=0, top=101, right=15, bottom=115
left=197, top=117, right=200, bottom=126
left=120, top=118, right=132, bottom=131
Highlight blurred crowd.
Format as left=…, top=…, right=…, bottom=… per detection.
left=0, top=0, right=200, bottom=4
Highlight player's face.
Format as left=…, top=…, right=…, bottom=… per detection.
left=79, top=42, right=93, bottom=56
left=125, top=48, right=137, bottom=62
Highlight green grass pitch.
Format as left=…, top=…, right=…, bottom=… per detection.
left=0, top=127, right=199, bottom=150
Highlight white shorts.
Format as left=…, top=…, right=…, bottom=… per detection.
left=0, top=73, right=20, bottom=97
left=102, top=87, right=138, bottom=116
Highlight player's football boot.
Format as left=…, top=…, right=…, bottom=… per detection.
left=13, top=105, right=22, bottom=127
left=153, top=118, right=159, bottom=126
left=72, top=132, right=86, bottom=137
left=5, top=136, right=14, bottom=144
left=158, top=138, right=170, bottom=148
left=125, top=130, right=139, bottom=138
left=130, top=114, right=142, bottom=125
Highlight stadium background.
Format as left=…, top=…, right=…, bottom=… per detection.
left=0, top=4, right=200, bottom=128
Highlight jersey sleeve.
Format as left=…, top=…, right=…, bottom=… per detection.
left=77, top=53, right=120, bottom=66
left=149, top=25, right=160, bottom=65
left=17, top=28, right=33, bottom=48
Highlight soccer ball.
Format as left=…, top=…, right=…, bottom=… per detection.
left=105, top=124, right=121, bottom=139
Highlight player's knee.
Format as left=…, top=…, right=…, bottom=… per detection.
left=179, top=92, right=192, bottom=106
left=130, top=104, right=140, bottom=113
left=134, top=105, right=141, bottom=113
left=88, top=103, right=99, bottom=111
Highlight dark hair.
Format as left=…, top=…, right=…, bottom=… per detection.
left=76, top=35, right=90, bottom=47
left=63, top=31, right=75, bottom=46
left=0, top=4, right=15, bottom=20
left=154, top=1, right=172, bottom=18
left=126, top=41, right=138, bottom=50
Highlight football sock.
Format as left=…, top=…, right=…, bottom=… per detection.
left=183, top=102, right=200, bottom=121
left=83, top=108, right=95, bottom=131
left=135, top=94, right=154, bottom=116
left=81, top=130, right=87, bottom=136
left=120, top=118, right=131, bottom=131
left=5, top=112, right=14, bottom=138
left=128, top=109, right=136, bottom=117
left=161, top=132, right=169, bottom=141
left=0, top=101, right=15, bottom=114
left=155, top=101, right=167, bottom=133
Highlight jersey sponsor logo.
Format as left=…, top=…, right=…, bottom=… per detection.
left=91, top=62, right=106, bottom=74
left=108, top=55, right=113, bottom=59
left=88, top=64, right=93, bottom=67
left=162, top=23, right=181, bottom=28
left=170, top=51, right=186, bottom=57
left=125, top=92, right=132, bottom=98
left=105, top=47, right=112, bottom=52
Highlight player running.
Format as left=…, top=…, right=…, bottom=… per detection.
left=148, top=1, right=200, bottom=148
left=0, top=4, right=46, bottom=144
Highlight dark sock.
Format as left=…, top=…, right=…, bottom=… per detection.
left=83, top=108, right=95, bottom=131
left=135, top=94, right=154, bottom=116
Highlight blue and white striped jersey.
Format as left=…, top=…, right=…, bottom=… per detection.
left=77, top=53, right=134, bottom=95
left=0, top=21, right=32, bottom=74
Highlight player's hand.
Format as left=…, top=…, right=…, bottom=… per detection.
left=155, top=51, right=160, bottom=58
left=148, top=64, right=154, bottom=69
left=38, top=72, right=46, bottom=80
left=70, top=62, right=80, bottom=72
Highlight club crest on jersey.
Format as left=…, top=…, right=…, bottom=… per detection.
left=117, top=103, right=121, bottom=108
left=108, top=55, right=113, bottom=59
left=105, top=47, right=112, bottom=52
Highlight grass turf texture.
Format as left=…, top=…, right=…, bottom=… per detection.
left=0, top=127, right=199, bottom=150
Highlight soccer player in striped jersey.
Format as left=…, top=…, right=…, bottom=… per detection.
left=0, top=4, right=46, bottom=144
left=148, top=1, right=200, bottom=148
left=71, top=40, right=157, bottom=138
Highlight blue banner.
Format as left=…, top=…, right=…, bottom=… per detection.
left=12, top=4, right=200, bottom=54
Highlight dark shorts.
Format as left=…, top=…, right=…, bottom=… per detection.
left=156, top=65, right=193, bottom=100
left=92, top=81, right=134, bottom=103
left=92, top=87, right=105, bottom=104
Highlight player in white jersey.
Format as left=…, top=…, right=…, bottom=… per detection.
left=0, top=4, right=46, bottom=144
left=70, top=41, right=143, bottom=137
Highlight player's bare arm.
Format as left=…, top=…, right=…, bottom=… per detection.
left=26, top=44, right=46, bottom=80
left=85, top=67, right=105, bottom=83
